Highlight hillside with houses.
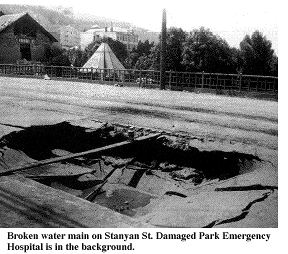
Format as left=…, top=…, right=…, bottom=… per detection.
left=0, top=4, right=159, bottom=48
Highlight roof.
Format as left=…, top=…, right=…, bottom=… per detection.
left=0, top=12, right=25, bottom=33
left=0, top=12, right=57, bottom=42
left=91, top=24, right=100, bottom=29
left=85, top=26, right=129, bottom=34
left=82, top=43, right=126, bottom=70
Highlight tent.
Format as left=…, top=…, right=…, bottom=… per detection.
left=82, top=43, right=126, bottom=72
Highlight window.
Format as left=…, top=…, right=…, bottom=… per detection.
left=18, top=38, right=30, bottom=43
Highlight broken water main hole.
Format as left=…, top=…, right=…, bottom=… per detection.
left=0, top=121, right=261, bottom=217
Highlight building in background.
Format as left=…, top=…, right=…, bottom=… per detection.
left=59, top=25, right=80, bottom=49
left=47, top=24, right=80, bottom=49
left=80, top=24, right=138, bottom=51
left=136, top=30, right=159, bottom=44
left=0, top=12, right=57, bottom=63
left=80, top=25, right=97, bottom=50
left=48, top=24, right=61, bottom=47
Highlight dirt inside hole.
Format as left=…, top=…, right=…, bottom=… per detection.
left=0, top=121, right=261, bottom=217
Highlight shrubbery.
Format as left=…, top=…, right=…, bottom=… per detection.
left=67, top=28, right=277, bottom=76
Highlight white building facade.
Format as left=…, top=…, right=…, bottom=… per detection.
left=80, top=25, right=138, bottom=51
left=60, top=25, right=80, bottom=49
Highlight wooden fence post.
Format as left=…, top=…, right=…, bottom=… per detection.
left=239, top=72, right=242, bottom=91
left=139, top=69, right=142, bottom=87
left=201, top=71, right=205, bottom=89
left=169, top=70, right=172, bottom=90
left=209, top=75, right=212, bottom=89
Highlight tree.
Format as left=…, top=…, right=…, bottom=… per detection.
left=134, top=40, right=154, bottom=56
left=230, top=47, right=242, bottom=73
left=133, top=27, right=187, bottom=71
left=67, top=48, right=85, bottom=67
left=134, top=55, right=154, bottom=70
left=102, top=37, right=127, bottom=64
left=149, top=45, right=161, bottom=70
left=239, top=31, right=276, bottom=76
left=133, top=44, right=160, bottom=70
left=142, top=27, right=187, bottom=71
left=270, top=55, right=278, bottom=76
left=182, top=27, right=236, bottom=73
left=126, top=40, right=154, bottom=68
left=165, top=27, right=187, bottom=71
left=49, top=54, right=71, bottom=66
left=125, top=52, right=139, bottom=69
left=41, top=44, right=71, bottom=66
left=68, top=37, right=128, bottom=68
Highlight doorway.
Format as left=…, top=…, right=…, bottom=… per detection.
left=20, top=43, right=31, bottom=61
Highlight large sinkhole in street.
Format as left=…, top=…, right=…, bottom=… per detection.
left=0, top=121, right=261, bottom=217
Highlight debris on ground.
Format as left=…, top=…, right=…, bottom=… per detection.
left=0, top=120, right=277, bottom=227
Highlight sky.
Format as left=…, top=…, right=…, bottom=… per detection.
left=7, top=0, right=279, bottom=54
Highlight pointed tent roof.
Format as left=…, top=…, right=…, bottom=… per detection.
left=82, top=43, right=125, bottom=70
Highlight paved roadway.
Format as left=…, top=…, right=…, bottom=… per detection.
left=0, top=77, right=277, bottom=150
left=0, top=76, right=278, bottom=229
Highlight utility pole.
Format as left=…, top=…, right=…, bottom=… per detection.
left=160, top=8, right=167, bottom=90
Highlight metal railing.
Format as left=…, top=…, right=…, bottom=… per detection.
left=0, top=64, right=278, bottom=94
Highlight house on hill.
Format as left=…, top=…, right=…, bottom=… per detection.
left=0, top=12, right=57, bottom=64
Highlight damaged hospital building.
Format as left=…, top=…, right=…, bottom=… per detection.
left=0, top=12, right=57, bottom=63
